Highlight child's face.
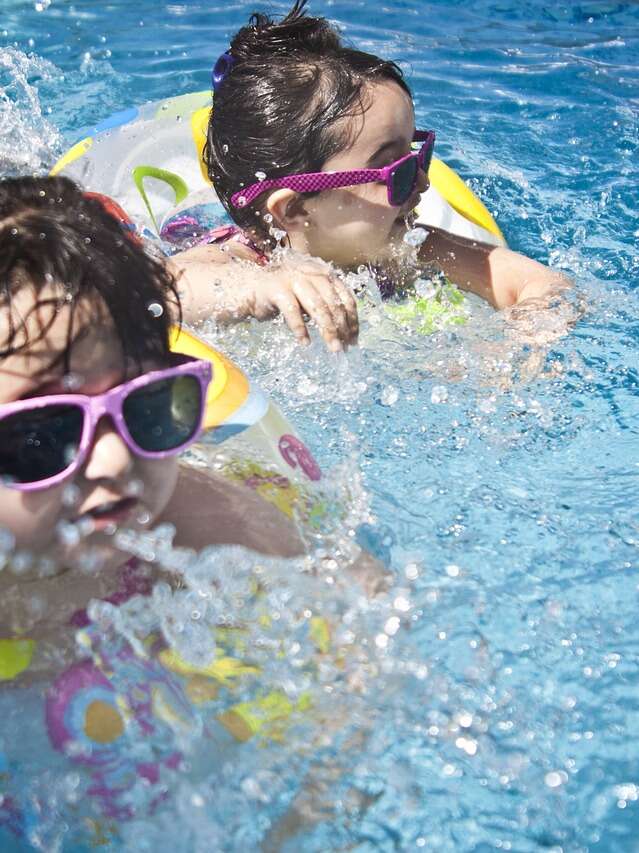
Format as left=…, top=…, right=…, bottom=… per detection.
left=290, top=81, right=428, bottom=269
left=0, top=286, right=179, bottom=575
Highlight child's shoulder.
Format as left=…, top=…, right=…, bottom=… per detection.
left=162, top=465, right=304, bottom=557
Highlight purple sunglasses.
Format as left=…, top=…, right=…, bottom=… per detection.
left=231, top=130, right=435, bottom=210
left=0, top=357, right=212, bottom=491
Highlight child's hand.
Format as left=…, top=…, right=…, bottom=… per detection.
left=249, top=256, right=359, bottom=352
left=169, top=244, right=358, bottom=350
left=503, top=285, right=582, bottom=346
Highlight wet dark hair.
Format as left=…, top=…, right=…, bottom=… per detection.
left=205, top=0, right=411, bottom=242
left=0, top=175, right=179, bottom=373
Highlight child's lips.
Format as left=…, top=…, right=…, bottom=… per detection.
left=76, top=497, right=140, bottom=531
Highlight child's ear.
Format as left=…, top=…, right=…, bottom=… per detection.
left=265, top=189, right=309, bottom=233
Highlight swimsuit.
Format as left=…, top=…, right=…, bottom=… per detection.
left=0, top=558, right=321, bottom=846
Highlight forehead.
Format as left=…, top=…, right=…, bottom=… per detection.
left=333, top=81, right=415, bottom=161
left=0, top=284, right=123, bottom=402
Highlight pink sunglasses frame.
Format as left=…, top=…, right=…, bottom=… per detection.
left=0, top=357, right=212, bottom=491
left=230, top=130, right=436, bottom=209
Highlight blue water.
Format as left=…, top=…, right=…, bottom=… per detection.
left=2, top=1, right=639, bottom=850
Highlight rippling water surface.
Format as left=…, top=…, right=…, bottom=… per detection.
left=1, top=1, right=639, bottom=850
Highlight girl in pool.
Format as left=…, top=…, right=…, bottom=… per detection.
left=171, top=0, right=569, bottom=351
left=0, top=175, right=384, bottom=843
left=0, top=174, right=312, bottom=668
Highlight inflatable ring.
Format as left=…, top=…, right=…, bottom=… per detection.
left=51, top=90, right=506, bottom=248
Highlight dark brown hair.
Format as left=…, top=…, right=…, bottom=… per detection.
left=0, top=175, right=180, bottom=371
left=205, top=0, right=411, bottom=242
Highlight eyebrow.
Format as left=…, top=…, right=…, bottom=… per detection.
left=365, top=133, right=415, bottom=167
left=366, top=140, right=402, bottom=167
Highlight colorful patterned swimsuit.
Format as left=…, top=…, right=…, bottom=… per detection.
left=0, top=559, right=316, bottom=846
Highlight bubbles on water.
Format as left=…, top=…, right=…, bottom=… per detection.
left=55, top=518, right=94, bottom=548
left=414, top=277, right=438, bottom=300
left=0, top=49, right=62, bottom=173
left=268, top=224, right=287, bottom=243
left=403, top=226, right=428, bottom=248
left=544, top=770, right=568, bottom=788
left=379, top=385, right=399, bottom=406
left=8, top=550, right=34, bottom=575
left=430, top=385, right=449, bottom=404
left=0, top=527, right=16, bottom=569
left=61, top=483, right=81, bottom=507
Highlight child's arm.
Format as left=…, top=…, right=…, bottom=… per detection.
left=419, top=226, right=572, bottom=308
left=160, top=466, right=389, bottom=595
left=159, top=465, right=304, bottom=556
left=167, top=244, right=358, bottom=352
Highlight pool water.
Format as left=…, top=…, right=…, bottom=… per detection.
left=1, top=1, right=639, bottom=850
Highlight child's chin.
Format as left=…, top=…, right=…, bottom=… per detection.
left=66, top=540, right=122, bottom=576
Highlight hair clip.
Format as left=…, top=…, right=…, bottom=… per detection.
left=212, top=52, right=237, bottom=93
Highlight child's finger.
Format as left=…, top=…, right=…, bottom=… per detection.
left=292, top=280, right=343, bottom=352
left=272, top=291, right=311, bottom=345
left=302, top=274, right=350, bottom=344
left=329, top=277, right=359, bottom=343
left=323, top=286, right=352, bottom=345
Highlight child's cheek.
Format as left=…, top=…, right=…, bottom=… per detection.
left=136, top=457, right=180, bottom=524
left=0, top=485, right=65, bottom=553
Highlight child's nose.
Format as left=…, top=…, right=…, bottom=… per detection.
left=82, top=417, right=134, bottom=482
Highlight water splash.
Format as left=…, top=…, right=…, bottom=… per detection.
left=0, top=48, right=62, bottom=173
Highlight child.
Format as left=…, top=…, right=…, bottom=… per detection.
left=0, top=174, right=313, bottom=669
left=170, top=0, right=570, bottom=351
left=2, top=174, right=387, bottom=843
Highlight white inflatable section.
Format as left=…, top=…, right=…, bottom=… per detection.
left=416, top=186, right=505, bottom=248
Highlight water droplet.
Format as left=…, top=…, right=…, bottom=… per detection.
left=380, top=386, right=399, bottom=406
left=430, top=385, right=449, bottom=404
left=384, top=616, right=400, bottom=636
left=457, top=711, right=473, bottom=728
left=415, top=278, right=437, bottom=299
left=393, top=595, right=411, bottom=612
left=62, top=372, right=82, bottom=391
left=61, top=483, right=81, bottom=507
left=544, top=770, right=568, bottom=788
left=405, top=562, right=419, bottom=580
left=455, top=736, right=477, bottom=756
left=403, top=227, right=428, bottom=248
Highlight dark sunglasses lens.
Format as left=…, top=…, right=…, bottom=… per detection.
left=0, top=405, right=84, bottom=485
left=419, top=139, right=434, bottom=174
left=123, top=374, right=202, bottom=453
left=390, top=157, right=418, bottom=206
